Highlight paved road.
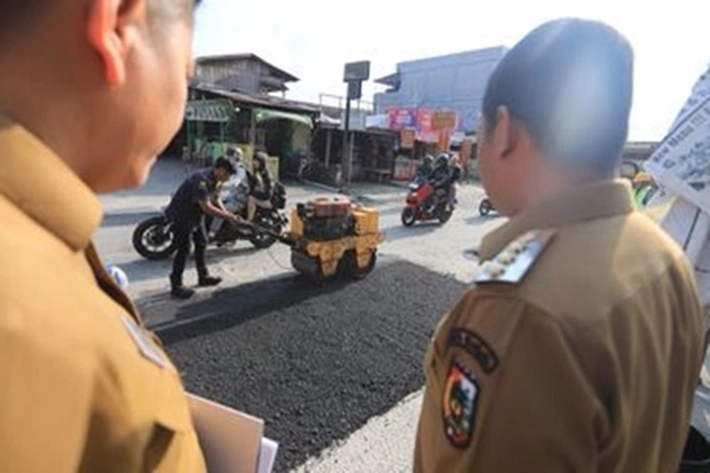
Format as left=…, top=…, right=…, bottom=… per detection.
left=95, top=158, right=710, bottom=471
left=94, top=158, right=501, bottom=472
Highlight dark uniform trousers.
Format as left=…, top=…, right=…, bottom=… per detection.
left=170, top=218, right=209, bottom=287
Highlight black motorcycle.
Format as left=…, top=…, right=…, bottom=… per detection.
left=478, top=196, right=495, bottom=216
left=132, top=183, right=287, bottom=260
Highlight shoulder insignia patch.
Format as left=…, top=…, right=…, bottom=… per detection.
left=442, top=359, right=479, bottom=448
left=448, top=328, right=499, bottom=374
left=121, top=315, right=167, bottom=369
left=475, top=230, right=555, bottom=285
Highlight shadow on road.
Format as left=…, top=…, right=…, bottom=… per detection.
left=121, top=245, right=263, bottom=284
left=152, top=257, right=466, bottom=473
left=150, top=271, right=347, bottom=344
left=380, top=221, right=442, bottom=242
left=464, top=213, right=503, bottom=225
left=101, top=210, right=161, bottom=228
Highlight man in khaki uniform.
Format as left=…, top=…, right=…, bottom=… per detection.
left=414, top=18, right=708, bottom=472
left=0, top=0, right=207, bottom=471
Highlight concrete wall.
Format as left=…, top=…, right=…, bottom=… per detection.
left=374, top=47, right=507, bottom=133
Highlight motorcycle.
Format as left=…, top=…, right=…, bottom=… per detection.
left=132, top=179, right=288, bottom=261
left=478, top=197, right=495, bottom=216
left=401, top=174, right=455, bottom=226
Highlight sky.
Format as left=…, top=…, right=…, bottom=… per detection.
left=194, top=0, right=709, bottom=141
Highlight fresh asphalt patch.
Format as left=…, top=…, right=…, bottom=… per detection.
left=143, top=257, right=467, bottom=472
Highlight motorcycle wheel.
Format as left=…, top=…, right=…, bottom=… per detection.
left=479, top=199, right=492, bottom=216
left=401, top=208, right=416, bottom=227
left=437, top=207, right=453, bottom=224
left=249, top=212, right=282, bottom=249
left=132, top=216, right=177, bottom=260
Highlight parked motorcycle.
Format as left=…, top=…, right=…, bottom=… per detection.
left=478, top=197, right=495, bottom=216
left=132, top=181, right=288, bottom=260
left=401, top=174, right=455, bottom=226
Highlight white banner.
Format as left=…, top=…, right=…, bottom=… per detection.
left=645, top=98, right=710, bottom=215
left=645, top=65, right=710, bottom=309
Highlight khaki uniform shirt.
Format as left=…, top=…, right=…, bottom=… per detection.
left=414, top=180, right=707, bottom=472
left=0, top=117, right=206, bottom=472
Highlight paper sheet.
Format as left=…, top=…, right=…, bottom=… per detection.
left=187, top=393, right=264, bottom=473
left=258, top=438, right=279, bottom=473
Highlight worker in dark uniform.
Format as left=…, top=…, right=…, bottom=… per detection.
left=165, top=157, right=241, bottom=299
left=414, top=18, right=707, bottom=473
left=0, top=0, right=211, bottom=471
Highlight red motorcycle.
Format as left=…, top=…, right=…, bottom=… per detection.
left=401, top=174, right=455, bottom=226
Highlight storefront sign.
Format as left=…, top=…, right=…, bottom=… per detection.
left=366, top=114, right=389, bottom=129
left=400, top=129, right=416, bottom=149
left=388, top=109, right=416, bottom=129
left=186, top=99, right=234, bottom=122
left=431, top=111, right=458, bottom=131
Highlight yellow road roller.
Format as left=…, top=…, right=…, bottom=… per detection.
left=286, top=197, right=385, bottom=282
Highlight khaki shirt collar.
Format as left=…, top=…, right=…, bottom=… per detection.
left=0, top=116, right=102, bottom=251
left=479, top=179, right=635, bottom=261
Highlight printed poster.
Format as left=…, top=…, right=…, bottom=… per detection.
left=645, top=97, right=710, bottom=215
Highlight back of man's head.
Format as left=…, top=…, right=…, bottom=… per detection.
left=482, top=18, right=634, bottom=176
left=214, top=157, right=236, bottom=175
left=0, top=0, right=200, bottom=46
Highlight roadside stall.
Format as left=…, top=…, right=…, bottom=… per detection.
left=177, top=86, right=320, bottom=180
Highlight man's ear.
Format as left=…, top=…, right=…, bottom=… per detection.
left=492, top=106, right=521, bottom=160
left=86, top=0, right=145, bottom=87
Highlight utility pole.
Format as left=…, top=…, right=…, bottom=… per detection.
left=342, top=61, right=370, bottom=189
left=342, top=93, right=352, bottom=186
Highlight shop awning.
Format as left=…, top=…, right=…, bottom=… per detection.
left=254, top=108, right=314, bottom=128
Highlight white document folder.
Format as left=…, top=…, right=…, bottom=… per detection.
left=187, top=393, right=273, bottom=473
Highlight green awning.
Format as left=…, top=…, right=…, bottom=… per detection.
left=254, top=108, right=314, bottom=128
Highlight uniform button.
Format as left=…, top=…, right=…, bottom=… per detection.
left=498, top=253, right=515, bottom=265
left=488, top=262, right=505, bottom=278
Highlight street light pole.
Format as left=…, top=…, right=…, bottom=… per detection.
left=342, top=60, right=370, bottom=190
left=342, top=96, right=352, bottom=187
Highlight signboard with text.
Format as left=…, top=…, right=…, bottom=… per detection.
left=388, top=109, right=416, bottom=129
left=645, top=97, right=710, bottom=214
left=186, top=99, right=234, bottom=123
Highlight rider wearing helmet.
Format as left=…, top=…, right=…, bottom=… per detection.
left=422, top=153, right=454, bottom=212
left=418, top=154, right=435, bottom=179
left=247, top=150, right=274, bottom=221
left=430, top=153, right=452, bottom=188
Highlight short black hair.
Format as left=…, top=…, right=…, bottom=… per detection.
left=482, top=18, right=633, bottom=175
left=0, top=0, right=202, bottom=45
left=214, top=157, right=235, bottom=175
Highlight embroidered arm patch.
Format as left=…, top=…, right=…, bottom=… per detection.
left=448, top=328, right=499, bottom=374
left=442, top=359, right=480, bottom=448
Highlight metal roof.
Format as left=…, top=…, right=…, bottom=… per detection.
left=190, top=85, right=320, bottom=115
left=195, top=53, right=299, bottom=82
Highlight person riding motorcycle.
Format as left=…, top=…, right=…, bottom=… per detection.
left=208, top=148, right=251, bottom=244
left=221, top=147, right=249, bottom=213
left=247, top=151, right=274, bottom=222
left=423, top=153, right=453, bottom=212
left=417, top=154, right=435, bottom=179
left=447, top=154, right=463, bottom=204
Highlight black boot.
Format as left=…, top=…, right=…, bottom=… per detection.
left=198, top=275, right=222, bottom=287
left=170, top=274, right=195, bottom=299
left=171, top=285, right=195, bottom=299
